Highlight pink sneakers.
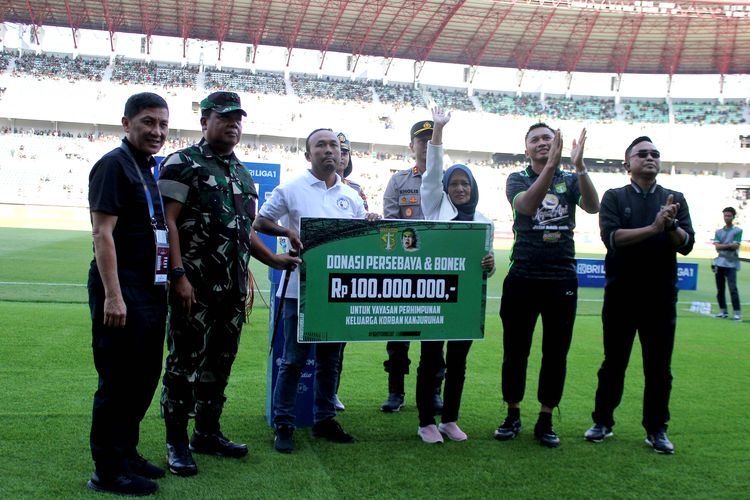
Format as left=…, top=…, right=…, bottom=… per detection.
left=438, top=422, right=468, bottom=441
left=417, top=424, right=444, bottom=444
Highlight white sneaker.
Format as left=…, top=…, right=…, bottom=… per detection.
left=417, top=424, right=444, bottom=444
left=714, top=312, right=728, bottom=319
left=733, top=313, right=742, bottom=321
left=438, top=422, right=468, bottom=441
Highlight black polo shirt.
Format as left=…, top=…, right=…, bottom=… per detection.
left=599, top=181, right=695, bottom=292
left=506, top=166, right=581, bottom=279
left=88, top=138, right=164, bottom=287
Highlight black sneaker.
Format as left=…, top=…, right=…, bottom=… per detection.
left=494, top=417, right=521, bottom=441
left=645, top=430, right=674, bottom=454
left=584, top=423, right=613, bottom=443
left=380, top=393, right=405, bottom=412
left=127, top=453, right=166, bottom=479
left=166, top=443, right=198, bottom=477
left=274, top=425, right=294, bottom=454
left=311, top=418, right=355, bottom=443
left=189, top=429, right=248, bottom=458
left=534, top=421, right=561, bottom=448
left=87, top=471, right=158, bottom=496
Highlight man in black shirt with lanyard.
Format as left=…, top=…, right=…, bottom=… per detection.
left=494, top=124, right=600, bottom=447
left=87, top=93, right=170, bottom=496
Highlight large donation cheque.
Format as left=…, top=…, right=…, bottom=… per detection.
left=297, top=217, right=492, bottom=342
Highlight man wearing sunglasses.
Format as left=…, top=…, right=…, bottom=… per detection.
left=584, top=136, right=695, bottom=454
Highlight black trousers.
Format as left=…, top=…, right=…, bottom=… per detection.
left=715, top=266, right=741, bottom=313
left=592, top=286, right=676, bottom=434
left=499, top=274, right=578, bottom=409
left=384, top=341, right=411, bottom=375
left=416, top=340, right=472, bottom=427
left=89, top=281, right=167, bottom=476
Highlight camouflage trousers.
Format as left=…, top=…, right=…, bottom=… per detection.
left=162, top=289, right=246, bottom=434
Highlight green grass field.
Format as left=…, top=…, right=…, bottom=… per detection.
left=1, top=227, right=748, bottom=499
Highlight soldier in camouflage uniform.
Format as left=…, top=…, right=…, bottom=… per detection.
left=379, top=120, right=445, bottom=413
left=158, top=92, right=299, bottom=477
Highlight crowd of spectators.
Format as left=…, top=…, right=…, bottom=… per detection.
left=543, top=95, right=616, bottom=122
left=621, top=99, right=670, bottom=123
left=375, top=82, right=427, bottom=110
left=428, top=87, right=476, bottom=111
left=672, top=99, right=746, bottom=125
left=110, top=57, right=198, bottom=88
left=205, top=69, right=286, bottom=95
left=11, top=52, right=108, bottom=82
left=290, top=75, right=373, bottom=104
left=476, top=92, right=545, bottom=117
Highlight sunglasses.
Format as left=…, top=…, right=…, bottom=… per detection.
left=631, top=150, right=660, bottom=159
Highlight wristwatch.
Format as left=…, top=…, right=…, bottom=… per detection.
left=169, top=266, right=186, bottom=279
left=666, top=219, right=679, bottom=232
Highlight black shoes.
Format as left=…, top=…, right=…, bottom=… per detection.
left=584, top=423, right=614, bottom=443
left=494, top=416, right=522, bottom=441
left=189, top=429, right=249, bottom=458
left=645, top=430, right=675, bottom=454
left=380, top=393, right=406, bottom=412
left=127, top=454, right=166, bottom=479
left=274, top=425, right=295, bottom=454
left=87, top=471, right=158, bottom=496
left=534, top=420, right=561, bottom=448
left=311, top=418, right=355, bottom=443
left=166, top=443, right=198, bottom=477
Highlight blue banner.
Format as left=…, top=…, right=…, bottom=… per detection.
left=577, top=259, right=698, bottom=291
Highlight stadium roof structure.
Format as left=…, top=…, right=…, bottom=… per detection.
left=4, top=0, right=750, bottom=75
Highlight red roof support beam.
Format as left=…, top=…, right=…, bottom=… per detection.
left=660, top=15, right=691, bottom=75
left=212, top=0, right=236, bottom=61
left=245, top=0, right=273, bottom=64
left=176, top=0, right=195, bottom=59
left=349, top=0, right=388, bottom=72
left=100, top=0, right=125, bottom=52
left=138, top=0, right=159, bottom=55
left=565, top=10, right=599, bottom=73
left=382, top=0, right=428, bottom=60
left=413, top=0, right=464, bottom=63
left=281, top=0, right=312, bottom=66
left=314, top=0, right=350, bottom=69
left=715, top=17, right=738, bottom=75
left=513, top=7, right=555, bottom=70
left=63, top=0, right=87, bottom=49
left=465, top=6, right=513, bottom=67
left=24, top=0, right=44, bottom=45
left=612, top=14, right=644, bottom=74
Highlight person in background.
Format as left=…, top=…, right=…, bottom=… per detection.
left=712, top=206, right=742, bottom=321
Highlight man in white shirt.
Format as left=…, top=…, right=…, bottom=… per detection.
left=253, top=128, right=379, bottom=453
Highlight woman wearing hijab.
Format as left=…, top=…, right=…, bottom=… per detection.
left=415, top=108, right=495, bottom=443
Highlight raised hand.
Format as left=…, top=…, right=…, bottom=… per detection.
left=570, top=128, right=587, bottom=172
left=545, top=129, right=563, bottom=170
left=431, top=107, right=451, bottom=128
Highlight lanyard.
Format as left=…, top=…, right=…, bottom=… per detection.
left=118, top=142, right=166, bottom=230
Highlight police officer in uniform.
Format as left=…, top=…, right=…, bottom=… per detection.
left=158, top=92, right=299, bottom=476
left=380, top=120, right=445, bottom=413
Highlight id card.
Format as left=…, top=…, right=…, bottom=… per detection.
left=154, top=229, right=169, bottom=285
